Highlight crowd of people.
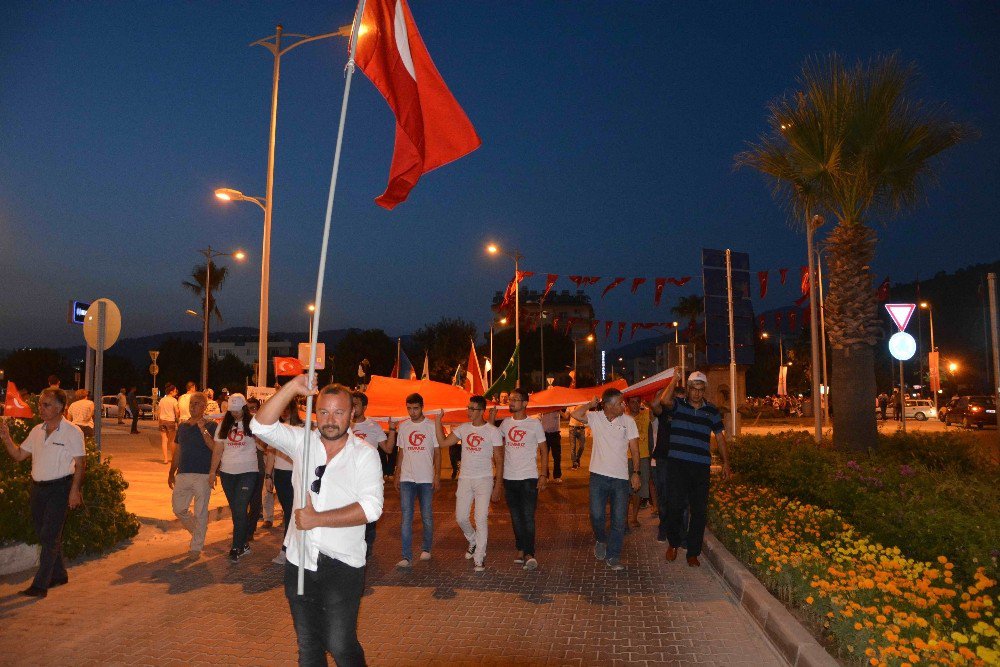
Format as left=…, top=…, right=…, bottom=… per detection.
left=741, top=394, right=806, bottom=416
left=1, top=367, right=731, bottom=666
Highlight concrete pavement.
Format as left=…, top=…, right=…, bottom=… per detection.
left=0, top=418, right=785, bottom=666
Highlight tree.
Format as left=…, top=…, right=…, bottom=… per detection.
left=0, top=348, right=73, bottom=392
left=736, top=54, right=968, bottom=450
left=182, top=260, right=230, bottom=325
left=672, top=295, right=705, bottom=347
left=410, top=318, right=478, bottom=383
left=155, top=338, right=202, bottom=392
left=332, top=329, right=395, bottom=387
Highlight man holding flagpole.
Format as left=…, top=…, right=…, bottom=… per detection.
left=251, top=376, right=383, bottom=666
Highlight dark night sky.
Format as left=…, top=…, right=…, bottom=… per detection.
left=2, top=2, right=997, bottom=350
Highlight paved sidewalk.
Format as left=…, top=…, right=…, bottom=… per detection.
left=0, top=419, right=784, bottom=666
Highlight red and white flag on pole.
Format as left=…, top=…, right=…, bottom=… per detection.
left=3, top=382, right=33, bottom=418
left=463, top=340, right=485, bottom=395
left=274, top=357, right=304, bottom=377
left=355, top=0, right=482, bottom=209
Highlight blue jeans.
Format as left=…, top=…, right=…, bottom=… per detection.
left=219, top=471, right=257, bottom=550
left=399, top=481, right=433, bottom=561
left=589, top=472, right=630, bottom=561
left=503, top=478, right=538, bottom=557
left=569, top=426, right=586, bottom=467
left=285, top=555, right=366, bottom=666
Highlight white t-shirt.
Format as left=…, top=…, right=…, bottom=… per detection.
left=587, top=411, right=639, bottom=480
left=499, top=416, right=547, bottom=480
left=158, top=395, right=179, bottom=422
left=452, top=422, right=503, bottom=480
left=21, top=419, right=86, bottom=482
left=397, top=418, right=439, bottom=484
left=67, top=399, right=95, bottom=428
left=178, top=392, right=195, bottom=421
left=250, top=418, right=383, bottom=570
left=216, top=420, right=259, bottom=474
left=351, top=418, right=387, bottom=451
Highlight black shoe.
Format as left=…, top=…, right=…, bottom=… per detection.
left=228, top=548, right=240, bottom=562
left=239, top=544, right=251, bottom=559
left=49, top=577, right=69, bottom=588
left=20, top=586, right=47, bottom=598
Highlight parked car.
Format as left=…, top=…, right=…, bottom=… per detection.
left=874, top=398, right=937, bottom=421
left=942, top=396, right=997, bottom=429
left=101, top=395, right=154, bottom=420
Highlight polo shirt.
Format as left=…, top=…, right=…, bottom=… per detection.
left=250, top=418, right=384, bottom=570
left=176, top=422, right=217, bottom=474
left=21, top=418, right=86, bottom=482
left=452, top=422, right=503, bottom=479
left=587, top=411, right=639, bottom=480
left=664, top=397, right=724, bottom=466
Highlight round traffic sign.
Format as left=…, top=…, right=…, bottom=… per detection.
left=83, top=299, right=121, bottom=351
left=149, top=364, right=159, bottom=375
left=888, top=332, right=916, bottom=361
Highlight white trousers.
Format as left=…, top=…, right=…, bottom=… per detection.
left=455, top=476, right=493, bottom=565
left=172, top=473, right=211, bottom=552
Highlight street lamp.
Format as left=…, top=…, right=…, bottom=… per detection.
left=920, top=301, right=937, bottom=412
left=307, top=303, right=316, bottom=341
left=194, top=246, right=246, bottom=391
left=539, top=310, right=548, bottom=388
left=216, top=23, right=352, bottom=390
left=573, top=333, right=595, bottom=384
left=487, top=243, right=524, bottom=387
left=489, top=317, right=508, bottom=386
left=806, top=213, right=825, bottom=443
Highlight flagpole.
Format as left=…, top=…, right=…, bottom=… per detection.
left=297, top=0, right=368, bottom=596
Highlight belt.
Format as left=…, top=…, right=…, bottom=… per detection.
left=32, top=474, right=73, bottom=487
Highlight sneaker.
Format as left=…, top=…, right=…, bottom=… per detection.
left=523, top=557, right=538, bottom=571
left=272, top=551, right=287, bottom=566
left=594, top=542, right=607, bottom=560
left=513, top=555, right=525, bottom=564
left=465, top=544, right=477, bottom=560
left=419, top=551, right=432, bottom=561
left=474, top=562, right=486, bottom=572
left=656, top=536, right=667, bottom=544
left=239, top=544, right=251, bottom=559
left=228, top=548, right=240, bottom=562
left=554, top=478, right=563, bottom=484
left=607, top=558, right=625, bottom=571
left=396, top=558, right=412, bottom=569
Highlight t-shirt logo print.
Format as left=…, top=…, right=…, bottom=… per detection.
left=507, top=428, right=526, bottom=447
left=465, top=433, right=484, bottom=452
left=228, top=428, right=245, bottom=445
left=408, top=430, right=426, bottom=450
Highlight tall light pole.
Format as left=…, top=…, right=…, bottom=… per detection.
left=307, top=303, right=316, bottom=342
left=539, top=310, right=548, bottom=387
left=487, top=243, right=523, bottom=387
left=215, top=23, right=352, bottom=389
left=192, top=246, right=246, bottom=391
left=573, top=334, right=595, bottom=384
left=920, top=301, right=937, bottom=412
left=489, top=316, right=507, bottom=386
left=816, top=249, right=830, bottom=426
left=806, top=213, right=824, bottom=443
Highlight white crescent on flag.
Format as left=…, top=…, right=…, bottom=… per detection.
left=13, top=398, right=25, bottom=409
left=393, top=0, right=416, bottom=80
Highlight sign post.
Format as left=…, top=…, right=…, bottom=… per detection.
left=149, top=350, right=160, bottom=413
left=84, top=299, right=122, bottom=455
left=885, top=304, right=917, bottom=433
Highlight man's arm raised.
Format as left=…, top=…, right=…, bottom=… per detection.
left=569, top=398, right=599, bottom=423
left=255, top=375, right=315, bottom=426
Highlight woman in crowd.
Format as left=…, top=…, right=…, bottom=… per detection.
left=265, top=403, right=300, bottom=565
left=210, top=393, right=258, bottom=561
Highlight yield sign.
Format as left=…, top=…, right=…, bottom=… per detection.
left=885, top=303, right=916, bottom=331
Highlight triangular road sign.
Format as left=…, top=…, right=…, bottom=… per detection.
left=885, top=303, right=916, bottom=331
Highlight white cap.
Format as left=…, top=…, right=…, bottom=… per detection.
left=687, top=371, right=708, bottom=386
left=227, top=393, right=247, bottom=411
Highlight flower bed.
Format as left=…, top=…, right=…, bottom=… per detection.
left=711, top=482, right=998, bottom=665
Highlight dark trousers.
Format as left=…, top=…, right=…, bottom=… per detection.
left=448, top=444, right=462, bottom=478
left=219, top=471, right=257, bottom=550
left=274, top=469, right=294, bottom=541
left=665, top=458, right=710, bottom=557
left=30, top=476, right=72, bottom=590
left=544, top=431, right=562, bottom=479
left=248, top=471, right=265, bottom=537
left=129, top=408, right=139, bottom=433
left=652, top=460, right=687, bottom=544
left=503, top=478, right=538, bottom=557
left=588, top=472, right=630, bottom=561
left=285, top=555, right=366, bottom=667
left=378, top=447, right=393, bottom=477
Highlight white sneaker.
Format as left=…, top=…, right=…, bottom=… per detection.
left=396, top=559, right=412, bottom=568
left=474, top=562, right=486, bottom=572
left=523, top=557, right=538, bottom=571
left=465, top=544, right=476, bottom=560
left=419, top=551, right=432, bottom=561
left=272, top=551, right=287, bottom=565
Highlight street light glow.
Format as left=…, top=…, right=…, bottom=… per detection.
left=949, top=362, right=958, bottom=372
left=761, top=332, right=770, bottom=339
left=307, top=304, right=316, bottom=313
left=185, top=309, right=199, bottom=318
left=499, top=317, right=507, bottom=325
left=920, top=302, right=929, bottom=309
left=486, top=243, right=499, bottom=255
left=215, top=187, right=244, bottom=201
left=233, top=250, right=247, bottom=261
left=586, top=334, right=594, bottom=342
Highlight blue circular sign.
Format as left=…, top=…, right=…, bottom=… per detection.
left=888, top=332, right=916, bottom=361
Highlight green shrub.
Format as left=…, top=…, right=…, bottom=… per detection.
left=728, top=431, right=1000, bottom=584
left=0, top=400, right=141, bottom=558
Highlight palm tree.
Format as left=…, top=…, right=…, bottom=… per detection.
left=672, top=295, right=705, bottom=345
left=182, top=260, right=230, bottom=325
left=737, top=54, right=968, bottom=450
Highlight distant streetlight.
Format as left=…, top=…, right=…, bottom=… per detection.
left=194, top=246, right=246, bottom=390
left=307, top=304, right=316, bottom=341
left=488, top=317, right=509, bottom=386
left=573, top=334, right=594, bottom=381
left=949, top=362, right=958, bottom=373
left=486, top=242, right=524, bottom=387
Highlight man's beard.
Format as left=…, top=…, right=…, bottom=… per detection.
left=319, top=424, right=346, bottom=440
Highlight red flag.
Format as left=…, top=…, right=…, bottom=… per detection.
left=757, top=271, right=769, bottom=298
left=540, top=274, right=559, bottom=303
left=463, top=340, right=485, bottom=395
left=630, top=323, right=640, bottom=339
left=758, top=315, right=766, bottom=331
left=585, top=276, right=602, bottom=286
left=3, top=382, right=33, bottom=418
left=551, top=315, right=560, bottom=331
left=795, top=292, right=810, bottom=307
left=601, top=277, right=625, bottom=298
left=604, top=320, right=613, bottom=339
left=355, top=0, right=481, bottom=209
left=499, top=278, right=516, bottom=311
left=568, top=276, right=585, bottom=288
left=564, top=317, right=574, bottom=336
left=617, top=322, right=626, bottom=343
left=274, top=357, right=304, bottom=377
left=589, top=319, right=599, bottom=335
left=654, top=278, right=666, bottom=306
left=667, top=277, right=691, bottom=287
left=516, top=270, right=534, bottom=284
left=779, top=268, right=789, bottom=285
left=800, top=266, right=810, bottom=295
left=876, top=277, right=890, bottom=302
left=630, top=277, right=646, bottom=294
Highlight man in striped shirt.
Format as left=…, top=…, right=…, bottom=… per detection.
left=651, top=369, right=730, bottom=567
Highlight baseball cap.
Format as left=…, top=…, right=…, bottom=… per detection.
left=228, top=393, right=247, bottom=412
left=687, top=371, right=708, bottom=386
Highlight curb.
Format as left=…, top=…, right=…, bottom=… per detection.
left=703, top=530, right=838, bottom=667
left=0, top=543, right=40, bottom=577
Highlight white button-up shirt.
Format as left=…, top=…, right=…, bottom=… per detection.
left=21, top=418, right=86, bottom=482
left=250, top=418, right=383, bottom=570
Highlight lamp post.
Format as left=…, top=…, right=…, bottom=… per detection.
left=307, top=303, right=316, bottom=342
left=539, top=310, right=548, bottom=388
left=920, top=301, right=937, bottom=413
left=573, top=333, right=595, bottom=384
left=215, top=23, right=352, bottom=390
left=806, top=213, right=824, bottom=443
left=192, top=246, right=246, bottom=391
left=816, top=249, right=830, bottom=425
left=487, top=243, right=524, bottom=387
left=489, top=316, right=507, bottom=386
